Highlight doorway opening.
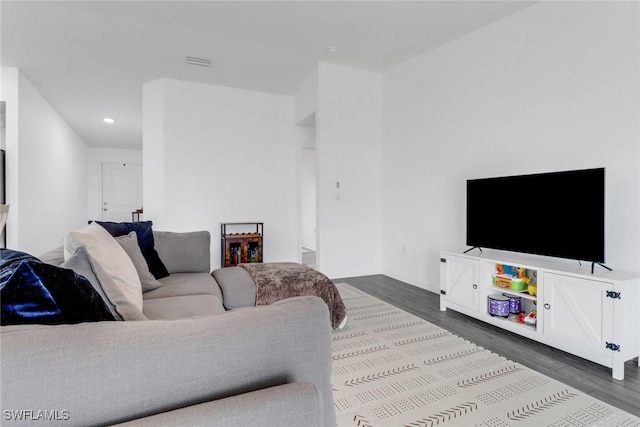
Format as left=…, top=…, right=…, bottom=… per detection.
left=300, top=147, right=316, bottom=268
left=297, top=113, right=317, bottom=269
left=101, top=162, right=142, bottom=222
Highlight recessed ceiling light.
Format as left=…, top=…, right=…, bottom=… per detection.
left=103, top=117, right=115, bottom=124
left=327, top=47, right=338, bottom=55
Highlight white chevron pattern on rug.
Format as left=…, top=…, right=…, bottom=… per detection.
left=332, top=283, right=640, bottom=427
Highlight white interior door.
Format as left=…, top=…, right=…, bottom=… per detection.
left=102, top=163, right=142, bottom=222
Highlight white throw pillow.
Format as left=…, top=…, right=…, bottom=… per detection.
left=65, top=222, right=143, bottom=312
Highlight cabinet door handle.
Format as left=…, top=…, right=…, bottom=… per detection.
left=544, top=303, right=551, bottom=310
left=472, top=284, right=478, bottom=289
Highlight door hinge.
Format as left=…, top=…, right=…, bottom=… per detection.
left=605, top=342, right=621, bottom=352
left=440, top=258, right=447, bottom=263
left=606, top=291, right=621, bottom=299
left=440, top=290, right=447, bottom=296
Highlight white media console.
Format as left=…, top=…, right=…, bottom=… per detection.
left=439, top=249, right=640, bottom=380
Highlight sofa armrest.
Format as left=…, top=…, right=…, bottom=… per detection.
left=153, top=230, right=210, bottom=273
left=0, top=296, right=335, bottom=427
left=113, top=382, right=322, bottom=427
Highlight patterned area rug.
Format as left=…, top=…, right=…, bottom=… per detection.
left=332, top=283, right=640, bottom=427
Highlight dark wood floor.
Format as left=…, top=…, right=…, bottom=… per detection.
left=334, top=274, right=640, bottom=417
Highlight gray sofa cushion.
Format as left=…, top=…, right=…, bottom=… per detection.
left=143, top=273, right=223, bottom=301
left=113, top=383, right=322, bottom=427
left=153, top=231, right=210, bottom=273
left=142, top=295, right=225, bottom=320
left=212, top=267, right=256, bottom=309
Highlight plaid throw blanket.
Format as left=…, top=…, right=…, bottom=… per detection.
left=239, top=262, right=347, bottom=329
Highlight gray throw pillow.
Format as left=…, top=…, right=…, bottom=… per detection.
left=116, top=231, right=163, bottom=292
left=61, top=246, right=147, bottom=321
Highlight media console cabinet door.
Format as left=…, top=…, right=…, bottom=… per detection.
left=542, top=273, right=613, bottom=359
left=441, top=256, right=479, bottom=312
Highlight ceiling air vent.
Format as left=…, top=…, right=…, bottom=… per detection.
left=186, top=56, right=211, bottom=67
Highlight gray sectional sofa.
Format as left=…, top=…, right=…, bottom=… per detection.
left=0, top=230, right=336, bottom=426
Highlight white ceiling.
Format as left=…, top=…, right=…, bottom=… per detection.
left=1, top=1, right=535, bottom=149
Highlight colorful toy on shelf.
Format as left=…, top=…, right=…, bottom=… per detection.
left=495, top=264, right=536, bottom=287
left=517, top=267, right=531, bottom=285
left=493, top=273, right=513, bottom=288
left=524, top=311, right=537, bottom=326
left=510, top=278, right=527, bottom=291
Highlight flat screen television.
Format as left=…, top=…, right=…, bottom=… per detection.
left=466, top=168, right=605, bottom=264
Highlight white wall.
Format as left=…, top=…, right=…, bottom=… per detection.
left=381, top=1, right=640, bottom=292
left=143, top=78, right=297, bottom=269
left=316, top=63, right=383, bottom=278
left=294, top=70, right=318, bottom=126
left=87, top=147, right=142, bottom=221
left=142, top=80, right=166, bottom=229
left=0, top=67, right=88, bottom=254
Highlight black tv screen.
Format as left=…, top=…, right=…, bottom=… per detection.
left=466, top=168, right=605, bottom=263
